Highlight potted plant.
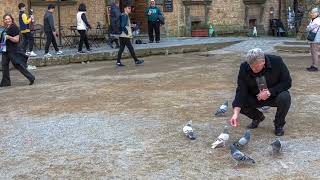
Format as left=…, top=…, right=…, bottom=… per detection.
left=191, top=23, right=209, bottom=37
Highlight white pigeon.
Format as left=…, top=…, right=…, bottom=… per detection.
left=183, top=120, right=196, bottom=140
left=271, top=139, right=282, bottom=154
left=211, top=126, right=229, bottom=149
left=230, top=144, right=255, bottom=165
left=214, top=100, right=228, bottom=116
left=233, top=130, right=251, bottom=148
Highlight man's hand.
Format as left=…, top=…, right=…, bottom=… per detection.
left=257, top=89, right=270, bottom=101
left=229, top=114, right=239, bottom=127
left=229, top=107, right=241, bottom=127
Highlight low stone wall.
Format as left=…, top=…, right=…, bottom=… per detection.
left=28, top=41, right=242, bottom=67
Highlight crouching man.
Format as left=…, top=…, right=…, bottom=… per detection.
left=229, top=48, right=292, bottom=136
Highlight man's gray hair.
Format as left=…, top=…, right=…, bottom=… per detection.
left=311, top=7, right=319, bottom=14
left=246, top=48, right=265, bottom=65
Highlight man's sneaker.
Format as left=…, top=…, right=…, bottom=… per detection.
left=135, top=59, right=144, bottom=65
left=29, top=51, right=37, bottom=57
left=156, top=41, right=160, bottom=43
left=275, top=127, right=284, bottom=136
left=56, top=51, right=63, bottom=55
left=306, top=65, right=318, bottom=72
left=87, top=48, right=93, bottom=52
left=149, top=40, right=154, bottom=43
left=77, top=51, right=85, bottom=54
left=247, top=114, right=265, bottom=129
left=29, top=78, right=35, bottom=85
left=116, top=62, right=125, bottom=67
left=25, top=51, right=30, bottom=56
left=44, top=53, right=52, bottom=58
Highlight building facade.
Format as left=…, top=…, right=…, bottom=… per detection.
left=0, top=0, right=313, bottom=37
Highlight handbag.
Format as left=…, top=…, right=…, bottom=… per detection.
left=307, top=26, right=319, bottom=41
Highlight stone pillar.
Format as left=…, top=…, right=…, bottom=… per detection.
left=244, top=5, right=249, bottom=27
left=184, top=6, right=191, bottom=36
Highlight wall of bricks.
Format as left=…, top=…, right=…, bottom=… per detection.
left=0, top=0, right=294, bottom=37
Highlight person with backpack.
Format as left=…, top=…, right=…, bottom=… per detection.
left=109, top=0, right=121, bottom=48
left=76, top=3, right=92, bottom=53
left=18, top=3, right=37, bottom=57
left=116, top=3, right=144, bottom=67
left=145, top=0, right=162, bottom=43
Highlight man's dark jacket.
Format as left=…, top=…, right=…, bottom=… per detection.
left=110, top=3, right=121, bottom=34
left=43, top=11, right=55, bottom=33
left=232, top=54, right=292, bottom=108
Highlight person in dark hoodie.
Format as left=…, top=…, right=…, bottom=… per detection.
left=109, top=0, right=121, bottom=48
left=145, top=0, right=162, bottom=43
left=76, top=3, right=92, bottom=53
left=116, top=3, right=144, bottom=67
left=43, top=4, right=63, bottom=57
left=0, top=13, right=35, bottom=87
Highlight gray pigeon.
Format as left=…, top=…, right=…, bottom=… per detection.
left=183, top=120, right=196, bottom=140
left=271, top=139, right=282, bottom=154
left=233, top=130, right=251, bottom=148
left=215, top=100, right=228, bottom=116
left=230, top=144, right=255, bottom=165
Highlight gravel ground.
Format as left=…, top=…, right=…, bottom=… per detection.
left=0, top=51, right=319, bottom=179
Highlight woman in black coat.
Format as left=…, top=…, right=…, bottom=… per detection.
left=0, top=13, right=34, bottom=87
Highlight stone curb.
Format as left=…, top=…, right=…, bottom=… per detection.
left=275, top=44, right=310, bottom=54
left=28, top=41, right=242, bottom=67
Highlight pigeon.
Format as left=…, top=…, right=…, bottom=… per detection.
left=230, top=144, right=255, bottom=165
left=183, top=120, right=196, bottom=140
left=271, top=139, right=282, bottom=154
left=214, top=100, right=228, bottom=116
left=211, top=126, right=229, bottom=149
left=233, top=130, right=251, bottom=148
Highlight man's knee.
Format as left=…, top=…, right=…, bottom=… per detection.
left=276, top=91, right=291, bottom=106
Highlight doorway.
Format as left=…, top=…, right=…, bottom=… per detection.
left=120, top=0, right=148, bottom=33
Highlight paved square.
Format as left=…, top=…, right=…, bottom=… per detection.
left=0, top=51, right=319, bottom=178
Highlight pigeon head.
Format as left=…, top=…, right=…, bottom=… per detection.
left=223, top=126, right=229, bottom=134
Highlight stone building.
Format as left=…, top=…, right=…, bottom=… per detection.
left=0, top=0, right=313, bottom=37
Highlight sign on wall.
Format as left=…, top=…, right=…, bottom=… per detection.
left=163, top=0, right=173, bottom=12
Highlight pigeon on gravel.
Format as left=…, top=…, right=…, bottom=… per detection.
left=183, top=120, right=196, bottom=140
left=214, top=100, right=228, bottom=116
left=230, top=144, right=255, bottom=165
left=211, top=126, right=229, bottom=149
left=271, top=139, right=282, bottom=154
left=233, top=130, right=251, bottom=148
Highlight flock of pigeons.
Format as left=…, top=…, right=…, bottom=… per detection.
left=182, top=101, right=283, bottom=166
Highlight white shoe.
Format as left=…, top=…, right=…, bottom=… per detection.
left=44, top=53, right=52, bottom=58
left=25, top=52, right=30, bottom=56
left=27, top=65, right=37, bottom=70
left=56, top=51, right=63, bottom=55
left=29, top=51, right=37, bottom=57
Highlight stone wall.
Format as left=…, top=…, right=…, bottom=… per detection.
left=0, top=0, right=28, bottom=23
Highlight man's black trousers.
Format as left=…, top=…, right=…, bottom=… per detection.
left=148, top=21, right=160, bottom=42
left=240, top=91, right=291, bottom=128
left=117, top=37, right=138, bottom=62
left=45, top=31, right=59, bottom=54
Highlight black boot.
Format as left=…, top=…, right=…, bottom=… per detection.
left=247, top=114, right=265, bottom=129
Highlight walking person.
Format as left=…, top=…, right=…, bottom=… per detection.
left=109, top=0, right=121, bottom=48
left=116, top=4, right=144, bottom=67
left=43, top=4, right=62, bottom=57
left=18, top=3, right=37, bottom=57
left=76, top=3, right=92, bottom=53
left=145, top=0, right=162, bottom=43
left=306, top=8, right=320, bottom=72
left=0, top=14, right=35, bottom=87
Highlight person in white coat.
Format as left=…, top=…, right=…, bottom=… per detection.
left=77, top=3, right=92, bottom=53
left=306, top=8, right=320, bottom=72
